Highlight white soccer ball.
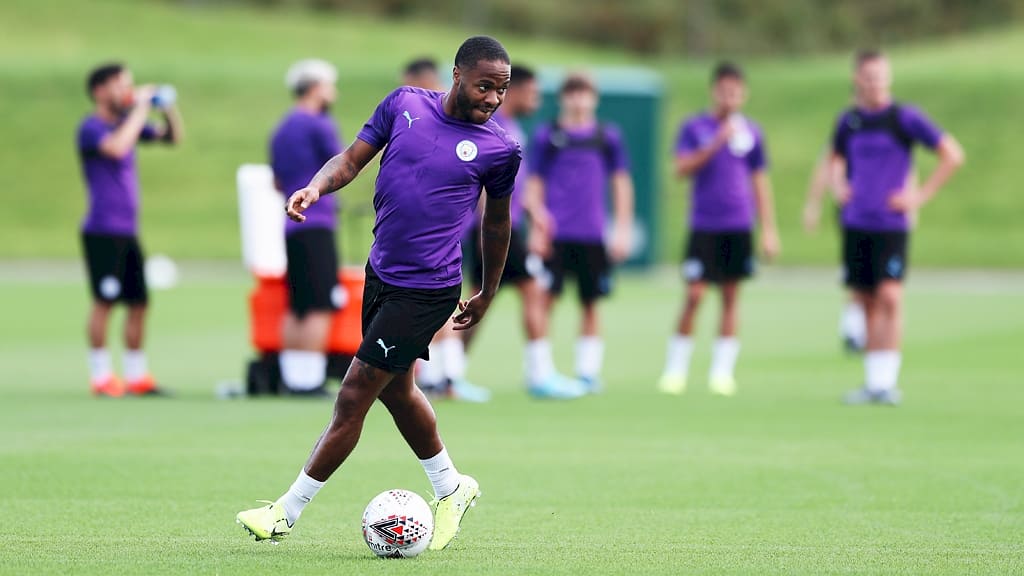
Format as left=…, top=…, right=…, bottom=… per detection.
left=144, top=254, right=179, bottom=290
left=361, top=489, right=434, bottom=558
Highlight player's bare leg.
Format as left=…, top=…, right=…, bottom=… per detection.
left=121, top=304, right=163, bottom=395
left=87, top=302, right=121, bottom=396
left=709, top=282, right=740, bottom=396
left=88, top=301, right=113, bottom=349
left=378, top=370, right=444, bottom=459
left=847, top=283, right=903, bottom=405
left=576, top=300, right=603, bottom=392
left=659, top=282, right=705, bottom=394
left=305, top=358, right=395, bottom=480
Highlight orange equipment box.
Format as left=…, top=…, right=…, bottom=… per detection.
left=249, top=267, right=364, bottom=354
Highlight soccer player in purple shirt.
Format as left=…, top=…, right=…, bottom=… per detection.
left=77, top=62, right=182, bottom=397
left=402, top=57, right=443, bottom=91
left=526, top=72, right=635, bottom=394
left=832, top=50, right=964, bottom=405
left=270, top=59, right=344, bottom=396
left=657, top=62, right=781, bottom=397
left=237, top=37, right=520, bottom=550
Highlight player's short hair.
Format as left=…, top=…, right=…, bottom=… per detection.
left=711, top=61, right=744, bottom=84
left=454, top=36, right=510, bottom=70
left=510, top=65, right=535, bottom=86
left=404, top=57, right=438, bottom=77
left=285, top=59, right=337, bottom=97
left=854, top=49, right=886, bottom=69
left=86, top=62, right=125, bottom=100
left=560, top=71, right=595, bottom=94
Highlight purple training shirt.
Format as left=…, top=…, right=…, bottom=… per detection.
left=529, top=122, right=629, bottom=242
left=355, top=87, right=521, bottom=289
left=676, top=112, right=767, bottom=232
left=77, top=115, right=159, bottom=236
left=832, top=104, right=943, bottom=232
left=270, top=109, right=343, bottom=235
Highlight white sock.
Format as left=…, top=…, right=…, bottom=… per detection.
left=525, top=339, right=555, bottom=384
left=710, top=337, right=740, bottom=380
left=276, top=469, right=325, bottom=525
left=122, top=349, right=148, bottom=383
left=88, top=348, right=112, bottom=382
left=866, top=350, right=901, bottom=391
left=662, top=335, right=693, bottom=377
left=439, top=337, right=467, bottom=381
left=417, top=345, right=445, bottom=388
left=279, top=350, right=326, bottom=391
left=419, top=447, right=460, bottom=500
left=575, top=336, right=604, bottom=380
left=841, top=301, right=867, bottom=348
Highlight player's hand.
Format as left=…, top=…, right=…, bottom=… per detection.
left=531, top=206, right=554, bottom=237
left=133, top=84, right=157, bottom=108
left=802, top=202, right=821, bottom=233
left=715, top=119, right=736, bottom=144
left=452, top=293, right=493, bottom=331
left=286, top=187, right=320, bottom=222
left=608, top=222, right=632, bottom=263
left=528, top=224, right=552, bottom=259
left=760, top=228, right=781, bottom=262
left=833, top=186, right=852, bottom=206
left=888, top=188, right=921, bottom=213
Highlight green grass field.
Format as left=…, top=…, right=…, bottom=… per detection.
left=1, top=0, right=1023, bottom=266
left=2, top=265, right=1022, bottom=575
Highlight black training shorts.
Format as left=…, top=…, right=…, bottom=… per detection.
left=464, top=226, right=532, bottom=289
left=683, top=230, right=754, bottom=284
left=544, top=240, right=612, bottom=303
left=285, top=227, right=340, bottom=318
left=356, top=263, right=461, bottom=374
left=842, top=228, right=909, bottom=291
left=81, top=232, right=148, bottom=305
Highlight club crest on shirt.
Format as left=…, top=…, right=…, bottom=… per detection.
left=99, top=276, right=121, bottom=299
left=456, top=140, right=478, bottom=162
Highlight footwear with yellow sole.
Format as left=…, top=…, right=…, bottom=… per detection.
left=236, top=500, right=292, bottom=543
left=657, top=373, right=687, bottom=395
left=428, top=474, right=479, bottom=551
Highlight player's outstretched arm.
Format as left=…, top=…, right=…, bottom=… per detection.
left=453, top=194, right=511, bottom=331
left=286, top=139, right=380, bottom=222
left=752, top=170, right=781, bottom=261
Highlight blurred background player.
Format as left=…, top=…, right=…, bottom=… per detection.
left=527, top=71, right=634, bottom=394
left=270, top=59, right=344, bottom=396
left=237, top=36, right=520, bottom=550
left=805, top=147, right=920, bottom=354
left=455, top=64, right=584, bottom=399
left=832, top=50, right=964, bottom=405
left=804, top=148, right=867, bottom=352
left=77, top=62, right=182, bottom=397
left=657, top=62, right=780, bottom=397
left=402, top=57, right=443, bottom=91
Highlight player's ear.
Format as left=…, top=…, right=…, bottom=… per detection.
left=452, top=66, right=461, bottom=86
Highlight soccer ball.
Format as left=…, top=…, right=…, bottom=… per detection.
left=361, top=489, right=434, bottom=558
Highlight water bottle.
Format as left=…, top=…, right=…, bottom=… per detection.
left=151, top=84, right=177, bottom=108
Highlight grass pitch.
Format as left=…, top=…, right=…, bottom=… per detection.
left=1, top=265, right=1022, bottom=575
